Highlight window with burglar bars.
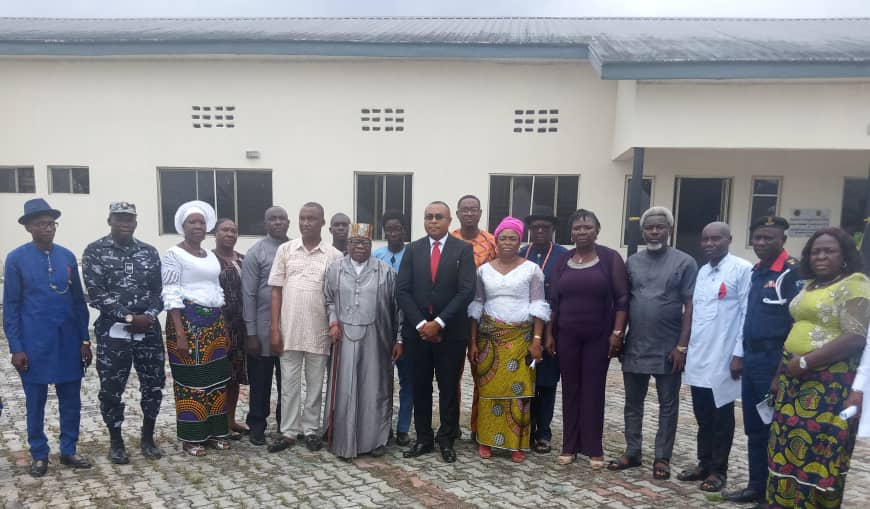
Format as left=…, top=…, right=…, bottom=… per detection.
left=747, top=177, right=782, bottom=246
left=49, top=166, right=90, bottom=194
left=355, top=173, right=412, bottom=241
left=0, top=166, right=36, bottom=193
left=488, top=174, right=579, bottom=244
left=158, top=168, right=272, bottom=236
left=622, top=176, right=653, bottom=246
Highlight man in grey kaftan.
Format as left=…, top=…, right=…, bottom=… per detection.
left=324, top=223, right=403, bottom=459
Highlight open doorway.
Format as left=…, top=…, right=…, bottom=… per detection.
left=673, top=177, right=732, bottom=263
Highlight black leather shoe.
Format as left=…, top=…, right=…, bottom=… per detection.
left=722, top=487, right=764, bottom=504
left=249, top=430, right=266, bottom=446
left=267, top=437, right=295, bottom=453
left=440, top=446, right=457, bottom=463
left=140, top=440, right=163, bottom=460
left=395, top=432, right=410, bottom=447
left=108, top=441, right=130, bottom=464
left=59, top=454, right=92, bottom=469
left=370, top=445, right=386, bottom=457
left=305, top=434, right=323, bottom=452
left=30, top=458, right=48, bottom=477
left=403, top=442, right=434, bottom=458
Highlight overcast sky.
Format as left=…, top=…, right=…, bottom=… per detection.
left=2, top=0, right=869, bottom=18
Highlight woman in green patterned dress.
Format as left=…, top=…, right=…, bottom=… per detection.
left=767, top=227, right=870, bottom=508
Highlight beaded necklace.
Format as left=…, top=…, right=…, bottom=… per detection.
left=45, top=248, right=72, bottom=294
left=524, top=242, right=554, bottom=271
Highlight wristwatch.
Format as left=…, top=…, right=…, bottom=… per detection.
left=125, top=314, right=134, bottom=324
left=676, top=346, right=688, bottom=354
left=612, top=330, right=624, bottom=338
left=799, top=356, right=808, bottom=370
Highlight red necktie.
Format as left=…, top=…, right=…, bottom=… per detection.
left=430, top=240, right=441, bottom=283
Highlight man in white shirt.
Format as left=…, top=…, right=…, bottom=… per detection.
left=678, top=222, right=752, bottom=492
left=267, top=202, right=343, bottom=453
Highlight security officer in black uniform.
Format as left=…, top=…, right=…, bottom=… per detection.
left=722, top=216, right=802, bottom=506
left=82, top=202, right=165, bottom=464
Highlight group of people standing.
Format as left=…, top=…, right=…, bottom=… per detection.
left=4, top=195, right=870, bottom=509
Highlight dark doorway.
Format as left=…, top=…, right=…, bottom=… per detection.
left=673, top=177, right=732, bottom=263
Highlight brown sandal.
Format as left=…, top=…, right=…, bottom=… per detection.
left=183, top=443, right=206, bottom=457
left=207, top=438, right=231, bottom=450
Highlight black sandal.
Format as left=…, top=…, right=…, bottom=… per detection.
left=677, top=465, right=709, bottom=482
left=652, top=458, right=671, bottom=480
left=606, top=455, right=642, bottom=471
left=699, top=473, right=726, bottom=492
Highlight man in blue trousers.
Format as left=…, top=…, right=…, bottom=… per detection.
left=722, top=216, right=801, bottom=507
left=3, top=198, right=93, bottom=477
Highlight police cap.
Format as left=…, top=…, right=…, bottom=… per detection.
left=749, top=215, right=788, bottom=232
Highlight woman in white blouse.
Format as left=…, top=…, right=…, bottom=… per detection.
left=162, top=201, right=232, bottom=456
left=468, top=216, right=549, bottom=463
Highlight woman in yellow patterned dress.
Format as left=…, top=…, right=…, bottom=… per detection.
left=767, top=227, right=870, bottom=508
left=468, top=216, right=548, bottom=463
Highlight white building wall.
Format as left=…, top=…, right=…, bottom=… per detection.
left=0, top=57, right=625, bottom=257
left=614, top=79, right=870, bottom=155
left=0, top=56, right=868, bottom=269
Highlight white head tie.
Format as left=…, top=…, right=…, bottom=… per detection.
left=174, top=200, right=217, bottom=234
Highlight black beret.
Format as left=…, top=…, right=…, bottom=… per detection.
left=749, top=215, right=789, bottom=232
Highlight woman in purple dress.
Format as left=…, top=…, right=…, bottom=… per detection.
left=545, top=209, right=628, bottom=467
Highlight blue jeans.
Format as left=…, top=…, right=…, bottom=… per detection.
left=395, top=356, right=414, bottom=433
left=741, top=349, right=782, bottom=493
left=23, top=380, right=82, bottom=460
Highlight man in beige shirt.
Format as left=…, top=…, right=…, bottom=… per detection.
left=268, top=202, right=343, bottom=452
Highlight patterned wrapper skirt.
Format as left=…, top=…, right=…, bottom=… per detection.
left=166, top=301, right=231, bottom=442
left=474, top=315, right=535, bottom=451
left=767, top=353, right=858, bottom=508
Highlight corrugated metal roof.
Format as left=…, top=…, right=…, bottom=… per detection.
left=2, top=17, right=870, bottom=79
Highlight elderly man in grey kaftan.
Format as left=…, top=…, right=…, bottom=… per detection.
left=324, top=223, right=403, bottom=459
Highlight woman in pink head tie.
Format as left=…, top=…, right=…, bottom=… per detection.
left=468, top=216, right=549, bottom=463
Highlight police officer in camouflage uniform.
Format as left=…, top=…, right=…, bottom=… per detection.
left=82, top=202, right=165, bottom=464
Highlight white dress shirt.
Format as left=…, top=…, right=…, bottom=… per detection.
left=415, top=235, right=449, bottom=331
left=684, top=253, right=752, bottom=405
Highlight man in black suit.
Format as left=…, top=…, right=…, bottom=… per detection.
left=397, top=201, right=476, bottom=463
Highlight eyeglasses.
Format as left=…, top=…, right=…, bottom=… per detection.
left=349, top=238, right=372, bottom=246
left=424, top=214, right=447, bottom=221
left=530, top=224, right=553, bottom=231
left=32, top=220, right=59, bottom=230
left=383, top=225, right=404, bottom=233
left=458, top=207, right=480, bottom=215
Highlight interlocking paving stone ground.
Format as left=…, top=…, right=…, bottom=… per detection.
left=0, top=326, right=868, bottom=508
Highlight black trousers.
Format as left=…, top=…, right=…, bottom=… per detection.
left=408, top=336, right=466, bottom=449
left=96, top=333, right=166, bottom=428
left=245, top=355, right=282, bottom=435
left=530, top=386, right=557, bottom=442
left=691, top=386, right=735, bottom=476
